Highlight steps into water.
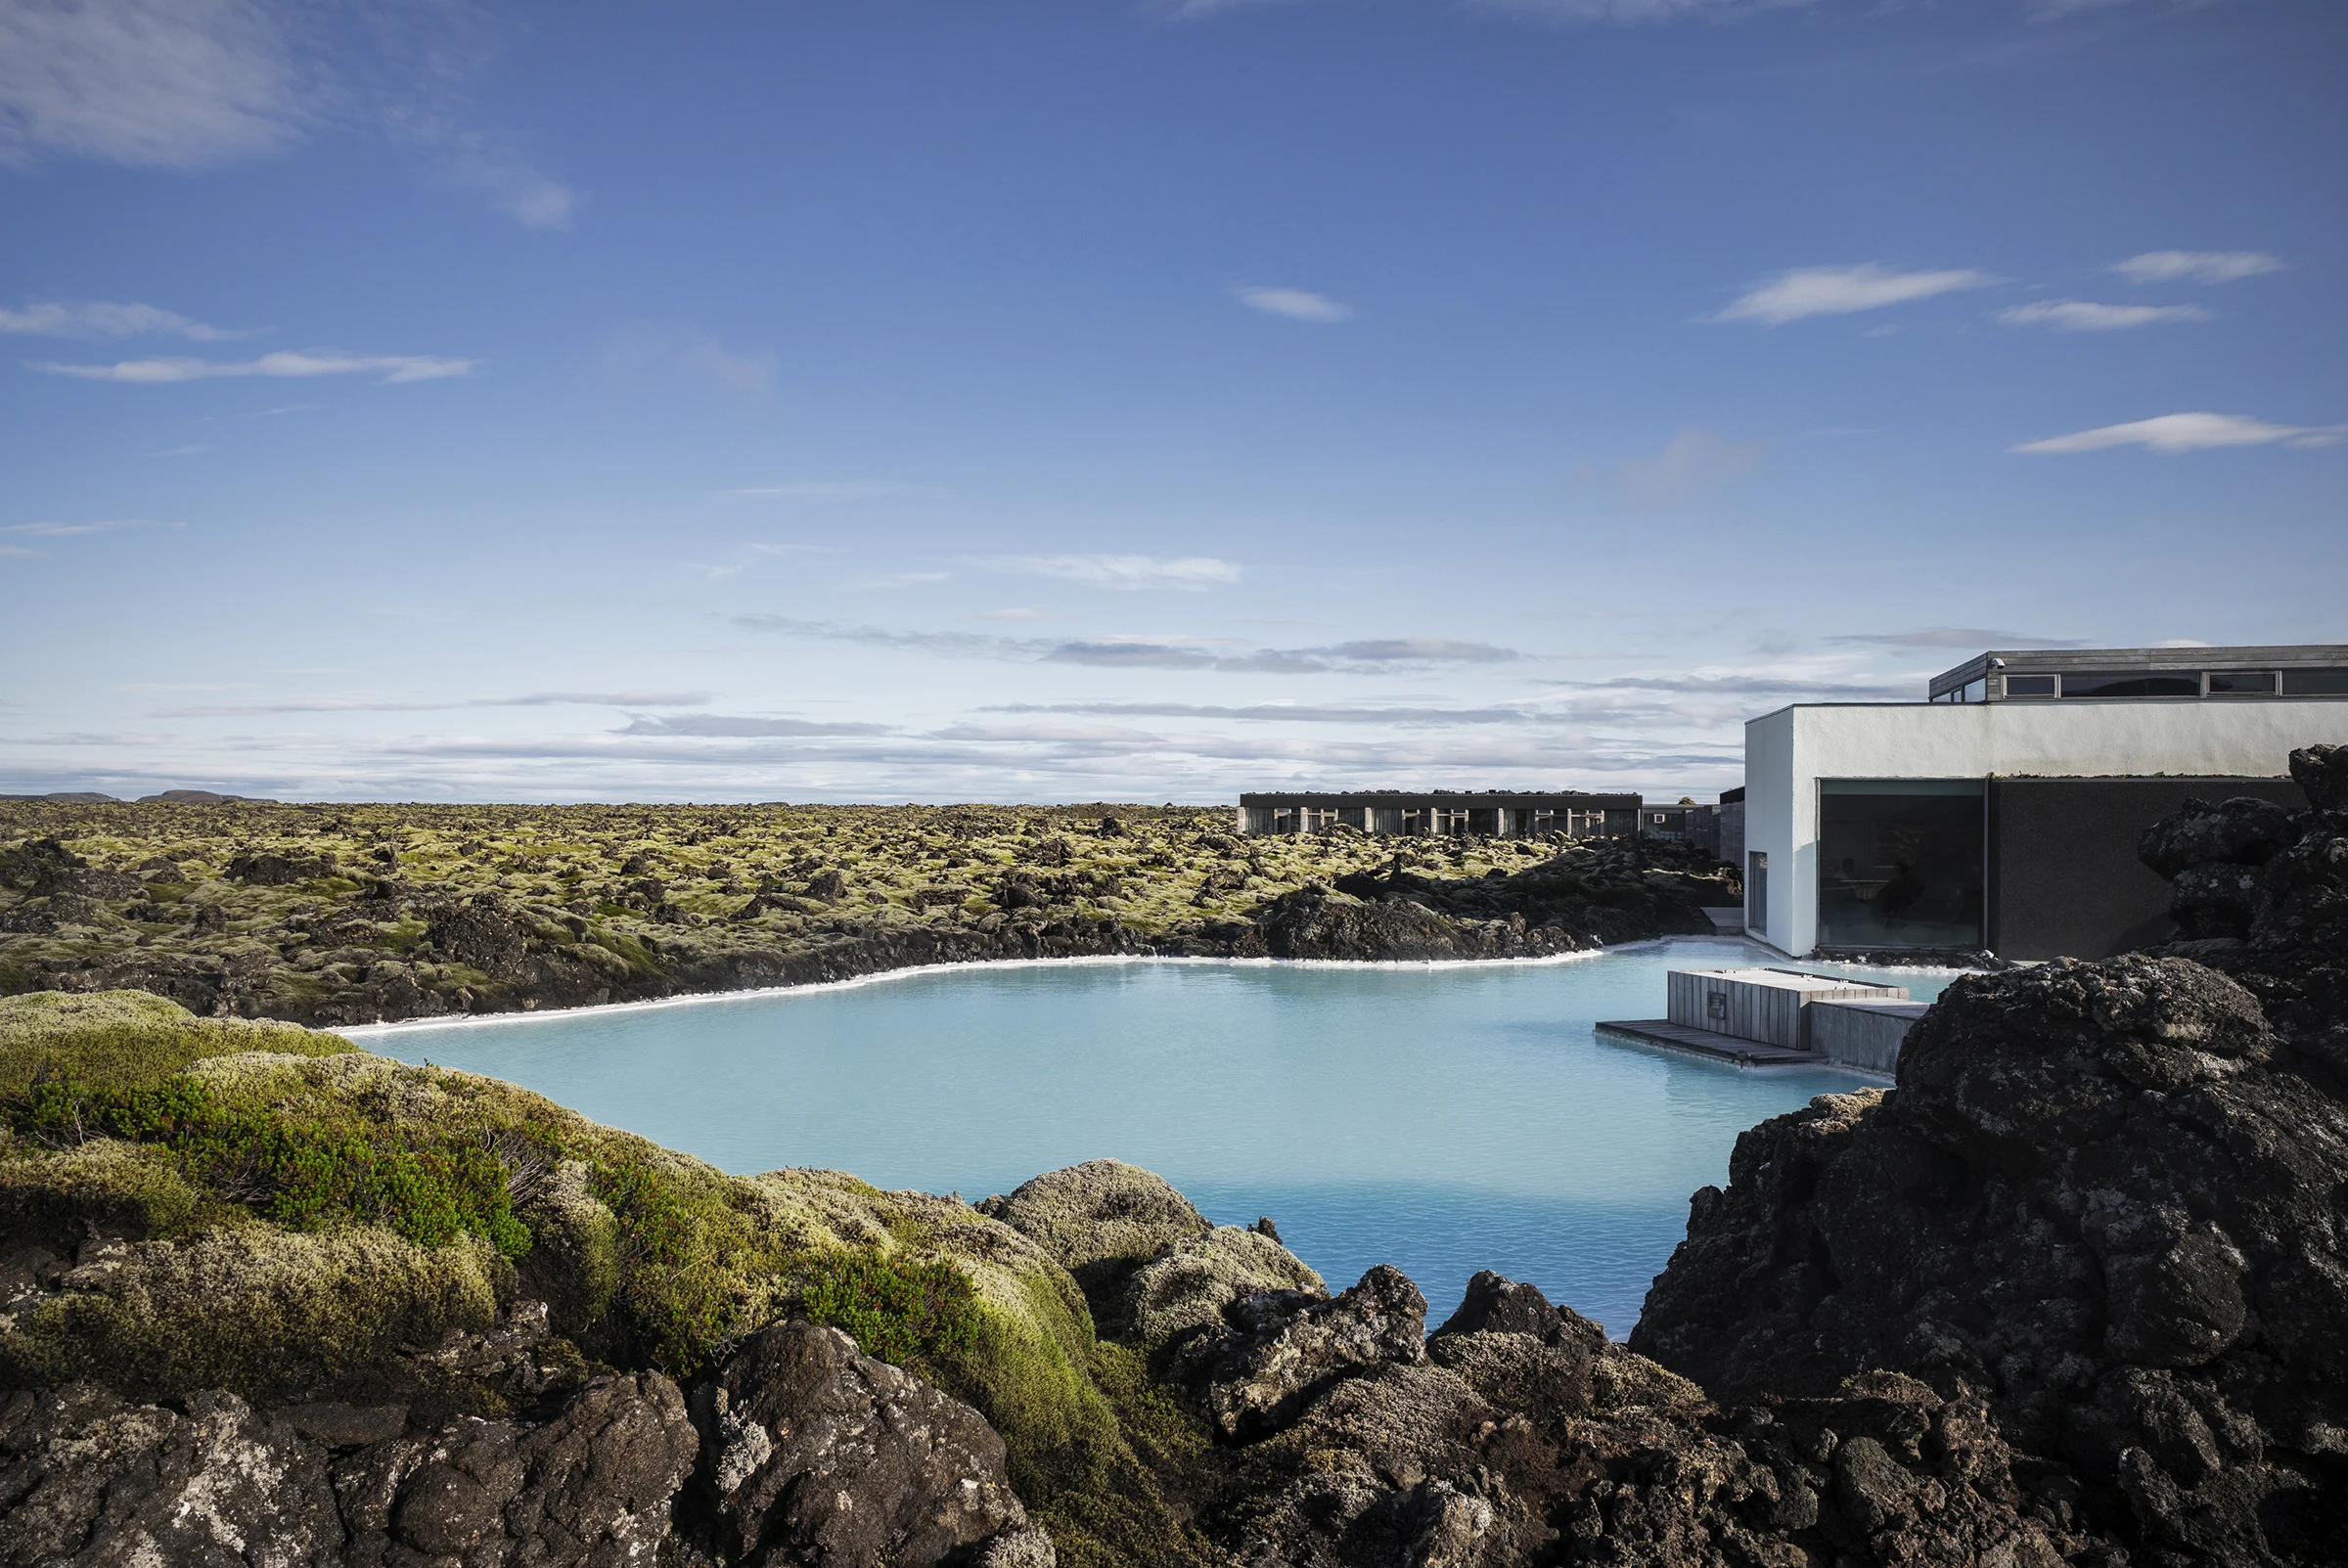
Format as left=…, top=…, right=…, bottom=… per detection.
left=1594, top=1017, right=1826, bottom=1065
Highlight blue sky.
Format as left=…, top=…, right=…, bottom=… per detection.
left=2, top=0, right=2341, bottom=804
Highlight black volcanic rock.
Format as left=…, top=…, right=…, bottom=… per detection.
left=2137, top=795, right=2297, bottom=879
left=2134, top=745, right=2348, bottom=1093
left=1173, top=1264, right=1428, bottom=1439
left=1631, top=951, right=2348, bottom=1566
left=1200, top=1268, right=2116, bottom=1567
left=226, top=849, right=337, bottom=885
left=697, top=1322, right=1042, bottom=1565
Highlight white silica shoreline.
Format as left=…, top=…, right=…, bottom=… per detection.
left=338, top=942, right=1637, bottom=1037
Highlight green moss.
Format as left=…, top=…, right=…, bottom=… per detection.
left=5, top=1061, right=548, bottom=1257
left=0, top=1138, right=212, bottom=1243
left=0, top=990, right=353, bottom=1095
left=802, top=1248, right=982, bottom=1366
left=0, top=1225, right=503, bottom=1398
left=588, top=1145, right=781, bottom=1370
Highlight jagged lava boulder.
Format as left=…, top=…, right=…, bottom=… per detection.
left=2139, top=743, right=2348, bottom=1092
left=1632, top=954, right=2348, bottom=1567
left=1200, top=1269, right=2114, bottom=1567
left=696, top=1321, right=1047, bottom=1566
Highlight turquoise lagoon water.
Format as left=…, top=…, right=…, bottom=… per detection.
left=352, top=939, right=1951, bottom=1334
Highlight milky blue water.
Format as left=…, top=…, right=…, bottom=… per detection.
left=352, top=940, right=1950, bottom=1333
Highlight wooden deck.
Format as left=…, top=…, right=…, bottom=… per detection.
left=1595, top=1018, right=1828, bottom=1067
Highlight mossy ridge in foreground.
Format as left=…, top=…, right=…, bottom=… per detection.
left=0, top=988, right=1211, bottom=1565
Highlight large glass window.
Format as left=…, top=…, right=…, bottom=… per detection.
left=2208, top=671, right=2279, bottom=695
left=2003, top=675, right=2055, bottom=697
left=2060, top=670, right=2200, bottom=698
left=1817, top=780, right=1983, bottom=950
left=2283, top=668, right=2348, bottom=695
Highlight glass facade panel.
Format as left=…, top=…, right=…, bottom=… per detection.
left=1817, top=780, right=1984, bottom=951
left=2207, top=671, right=2279, bottom=695
left=2003, top=675, right=2055, bottom=696
left=2282, top=668, right=2348, bottom=695
left=2060, top=670, right=2200, bottom=698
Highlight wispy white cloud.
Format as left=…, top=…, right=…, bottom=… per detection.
left=990, top=701, right=1546, bottom=726
left=1826, top=628, right=2091, bottom=650
left=2027, top=0, right=2146, bottom=18
left=2014, top=412, right=2344, bottom=455
left=1307, top=640, right=1524, bottom=664
left=684, top=539, right=852, bottom=580
left=153, top=691, right=713, bottom=718
left=0, top=299, right=248, bottom=339
left=30, top=350, right=476, bottom=383
left=2111, top=250, right=2284, bottom=286
left=394, top=113, right=578, bottom=230
left=599, top=325, right=774, bottom=396
left=1474, top=0, right=1818, bottom=22
left=0, top=0, right=573, bottom=229
left=1994, top=299, right=2211, bottom=332
left=1616, top=427, right=1763, bottom=509
left=1712, top=263, right=1997, bottom=327
left=148, top=444, right=212, bottom=458
left=0, top=0, right=305, bottom=170
left=857, top=571, right=952, bottom=590
left=1543, top=669, right=1908, bottom=699
left=990, top=554, right=1243, bottom=591
left=0, top=518, right=162, bottom=537
left=1233, top=287, right=1353, bottom=323
left=732, top=615, right=1526, bottom=673
left=1142, top=0, right=1292, bottom=20
left=617, top=714, right=894, bottom=739
left=973, top=607, right=1048, bottom=621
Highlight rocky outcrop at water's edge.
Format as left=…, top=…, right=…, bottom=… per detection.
left=1631, top=744, right=2348, bottom=1568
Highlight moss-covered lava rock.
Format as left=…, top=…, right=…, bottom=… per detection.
left=0, top=798, right=1738, bottom=1026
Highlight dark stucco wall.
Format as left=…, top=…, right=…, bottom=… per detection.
left=1988, top=776, right=2307, bottom=960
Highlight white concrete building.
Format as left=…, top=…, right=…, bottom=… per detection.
left=1743, top=646, right=2348, bottom=960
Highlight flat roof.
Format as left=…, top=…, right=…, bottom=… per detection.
left=1929, top=645, right=2348, bottom=698
left=1745, top=692, right=2348, bottom=725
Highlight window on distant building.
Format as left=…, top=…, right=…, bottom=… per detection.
left=2003, top=675, right=2055, bottom=697
left=2207, top=671, right=2280, bottom=695
left=2282, top=668, right=2348, bottom=695
left=2059, top=671, right=2201, bottom=698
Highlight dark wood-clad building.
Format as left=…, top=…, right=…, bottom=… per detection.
left=1236, top=790, right=1641, bottom=838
